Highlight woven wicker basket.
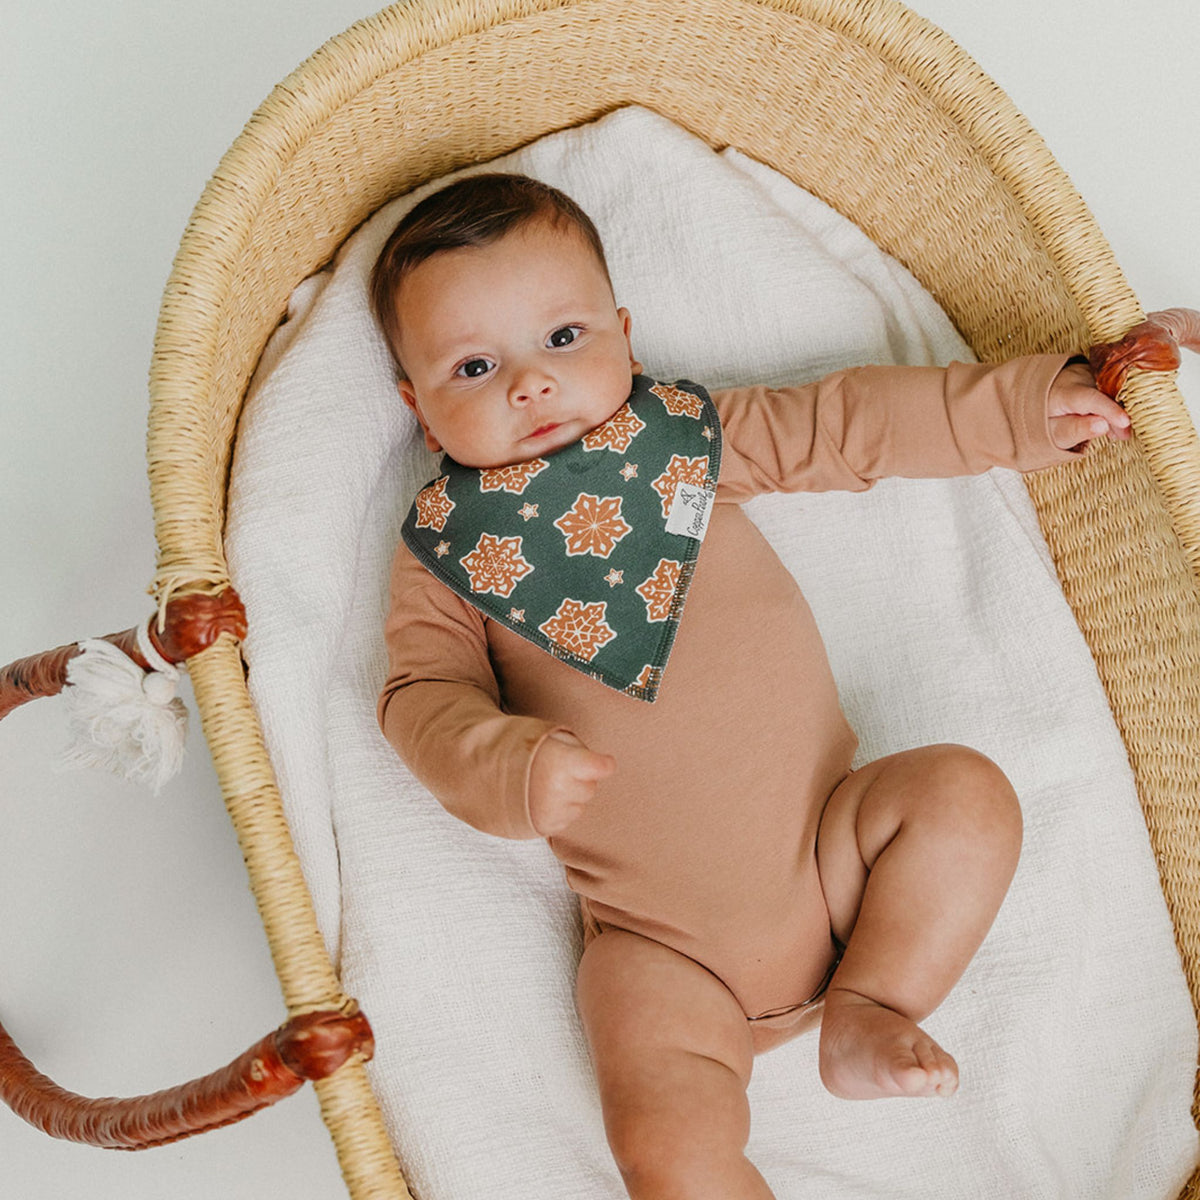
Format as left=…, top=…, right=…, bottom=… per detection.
left=140, top=0, right=1200, bottom=1195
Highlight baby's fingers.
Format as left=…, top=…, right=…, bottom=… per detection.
left=541, top=753, right=613, bottom=834
left=1049, top=413, right=1128, bottom=451
left=1051, top=364, right=1131, bottom=430
left=1083, top=392, right=1132, bottom=431
left=571, top=746, right=616, bottom=784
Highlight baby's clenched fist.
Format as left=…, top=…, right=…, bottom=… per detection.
left=528, top=730, right=616, bottom=836
left=1047, top=361, right=1132, bottom=450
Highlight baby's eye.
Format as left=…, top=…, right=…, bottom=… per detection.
left=455, top=357, right=493, bottom=379
left=547, top=325, right=583, bottom=349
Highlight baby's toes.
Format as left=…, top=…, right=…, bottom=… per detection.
left=886, top=1052, right=932, bottom=1097
left=913, top=1037, right=959, bottom=1097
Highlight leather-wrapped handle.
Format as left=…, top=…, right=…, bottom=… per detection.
left=0, top=588, right=247, bottom=720
left=1087, top=307, right=1200, bottom=398
left=2, top=587, right=374, bottom=1149
left=0, top=1009, right=374, bottom=1150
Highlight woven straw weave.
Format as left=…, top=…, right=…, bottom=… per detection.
left=145, top=1, right=1200, bottom=1195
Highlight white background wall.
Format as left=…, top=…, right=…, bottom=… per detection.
left=2, top=2, right=1197, bottom=1197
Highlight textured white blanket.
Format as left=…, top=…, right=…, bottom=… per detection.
left=225, top=106, right=1198, bottom=1198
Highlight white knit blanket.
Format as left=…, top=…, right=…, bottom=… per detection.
left=225, top=106, right=1198, bottom=1198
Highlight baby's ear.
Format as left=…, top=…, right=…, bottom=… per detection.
left=396, top=377, right=423, bottom=416
left=396, top=379, right=443, bottom=453
left=618, top=307, right=644, bottom=375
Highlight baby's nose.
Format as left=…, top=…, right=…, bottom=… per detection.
left=509, top=373, right=554, bottom=405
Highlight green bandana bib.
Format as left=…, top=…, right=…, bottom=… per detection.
left=402, top=374, right=722, bottom=702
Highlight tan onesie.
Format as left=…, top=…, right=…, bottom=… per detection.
left=377, top=354, right=1083, bottom=1033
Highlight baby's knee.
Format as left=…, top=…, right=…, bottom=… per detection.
left=601, top=1039, right=763, bottom=1199
left=920, top=744, right=1022, bottom=852
left=604, top=1053, right=752, bottom=1192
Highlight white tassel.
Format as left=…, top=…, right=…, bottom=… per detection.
left=56, top=627, right=188, bottom=793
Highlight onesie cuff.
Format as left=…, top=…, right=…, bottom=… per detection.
left=1016, top=352, right=1089, bottom=470
left=522, top=723, right=576, bottom=838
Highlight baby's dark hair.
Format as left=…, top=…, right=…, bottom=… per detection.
left=369, top=172, right=612, bottom=376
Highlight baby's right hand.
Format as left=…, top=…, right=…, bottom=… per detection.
left=528, top=730, right=615, bottom=836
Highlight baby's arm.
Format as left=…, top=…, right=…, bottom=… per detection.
left=713, top=352, right=1113, bottom=502
left=378, top=539, right=609, bottom=839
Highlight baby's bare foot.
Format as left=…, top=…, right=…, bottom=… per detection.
left=818, top=988, right=958, bottom=1100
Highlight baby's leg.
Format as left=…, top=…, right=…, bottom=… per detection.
left=815, top=743, right=1022, bottom=1100
left=576, top=927, right=775, bottom=1199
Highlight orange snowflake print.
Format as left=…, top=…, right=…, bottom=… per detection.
left=636, top=558, right=682, bottom=622
left=651, top=455, right=711, bottom=518
left=582, top=404, right=646, bottom=453
left=650, top=383, right=704, bottom=419
left=413, top=476, right=456, bottom=532
left=478, top=458, right=549, bottom=495
left=538, top=598, right=617, bottom=662
left=554, top=493, right=633, bottom=558
left=459, top=533, right=534, bottom=597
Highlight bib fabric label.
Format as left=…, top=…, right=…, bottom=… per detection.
left=665, top=481, right=715, bottom=541
left=401, top=375, right=723, bottom=702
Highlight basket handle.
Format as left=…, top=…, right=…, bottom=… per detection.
left=1087, top=307, right=1200, bottom=398
left=0, top=1009, right=374, bottom=1150
left=1, top=588, right=374, bottom=1148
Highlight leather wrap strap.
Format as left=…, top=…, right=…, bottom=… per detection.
left=1087, top=308, right=1200, bottom=398
left=0, top=589, right=247, bottom=720
left=0, top=1010, right=374, bottom=1150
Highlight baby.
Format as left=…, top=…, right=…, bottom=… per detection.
left=371, top=172, right=1131, bottom=1199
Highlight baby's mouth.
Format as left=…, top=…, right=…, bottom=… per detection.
left=524, top=422, right=562, bottom=440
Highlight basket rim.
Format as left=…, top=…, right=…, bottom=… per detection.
left=148, top=0, right=1200, bottom=604
left=145, top=0, right=1137, bottom=495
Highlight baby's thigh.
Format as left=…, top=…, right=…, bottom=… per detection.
left=816, top=742, right=1020, bottom=944
left=576, top=927, right=756, bottom=1178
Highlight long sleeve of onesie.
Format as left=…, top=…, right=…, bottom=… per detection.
left=377, top=351, right=1087, bottom=840
left=377, top=548, right=568, bottom=839
left=714, top=352, right=1084, bottom=502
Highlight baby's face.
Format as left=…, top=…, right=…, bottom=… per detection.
left=391, top=216, right=643, bottom=468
